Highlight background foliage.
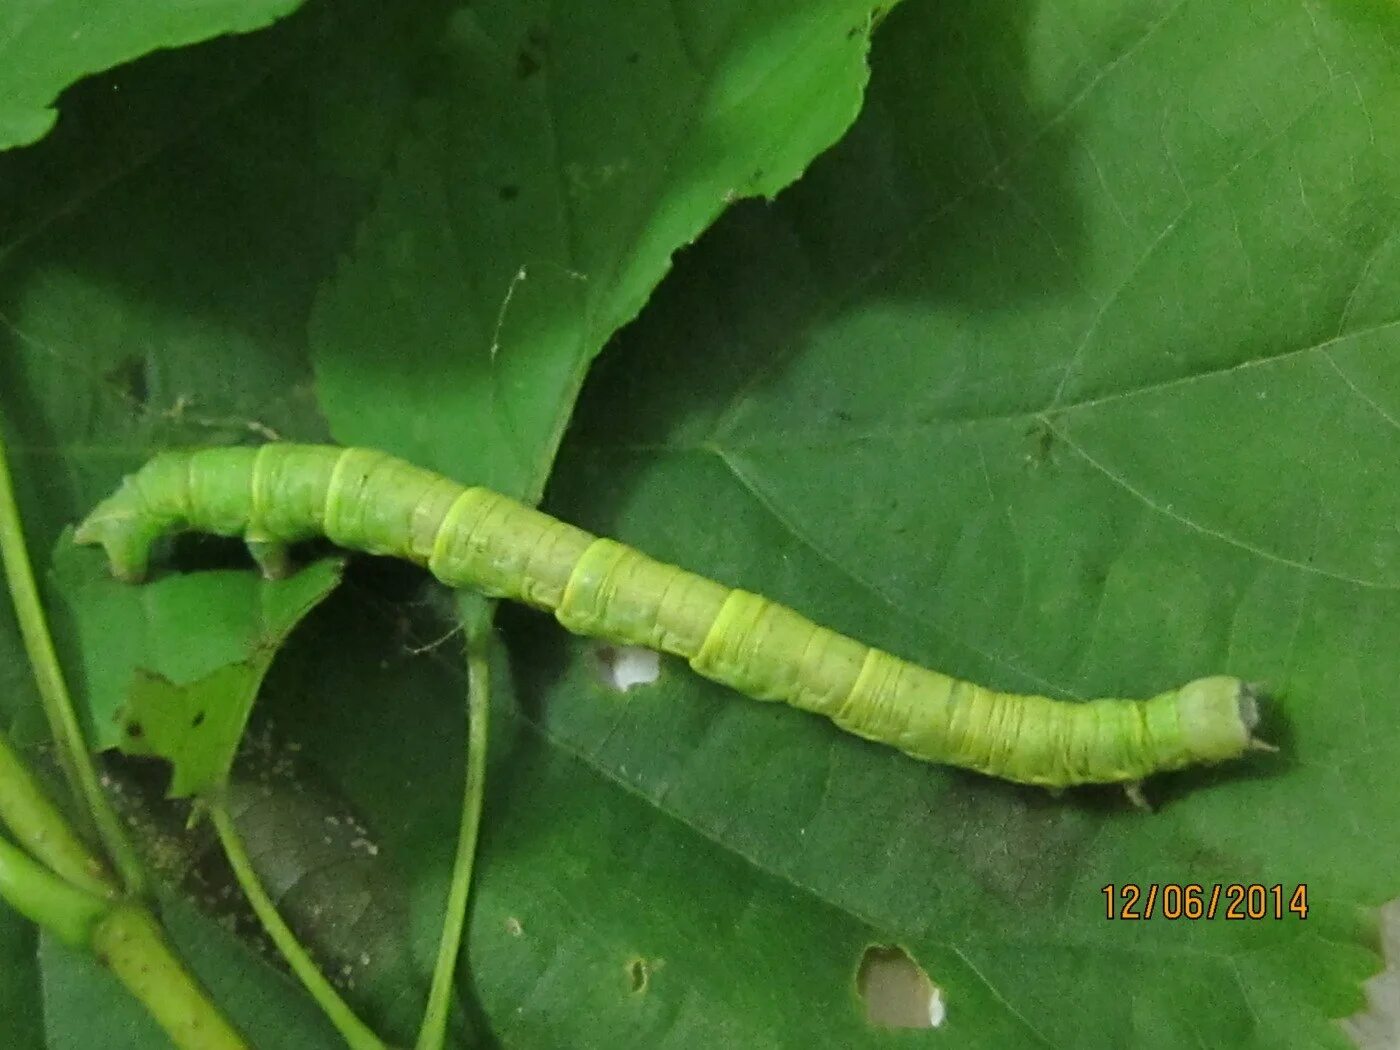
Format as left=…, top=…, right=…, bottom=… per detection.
left=2, top=0, right=1398, bottom=1047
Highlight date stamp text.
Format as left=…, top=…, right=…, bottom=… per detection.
left=1102, top=883, right=1308, bottom=921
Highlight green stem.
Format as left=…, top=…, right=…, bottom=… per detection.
left=0, top=427, right=246, bottom=1046
left=208, top=800, right=388, bottom=1050
left=0, top=827, right=249, bottom=1048
left=93, top=903, right=250, bottom=1050
left=0, top=729, right=117, bottom=898
left=0, top=426, right=144, bottom=894
left=416, top=595, right=493, bottom=1050
left=0, top=828, right=108, bottom=945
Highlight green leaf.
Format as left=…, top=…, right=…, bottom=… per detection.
left=117, top=667, right=269, bottom=796
left=6, top=0, right=1396, bottom=1047
left=263, top=572, right=942, bottom=1048
left=0, top=901, right=41, bottom=1048
left=0, top=0, right=307, bottom=150
left=1, top=585, right=44, bottom=746
left=50, top=543, right=342, bottom=795
left=524, top=0, right=1400, bottom=1046
left=310, top=0, right=891, bottom=500
left=0, top=0, right=891, bottom=1043
left=214, top=759, right=432, bottom=1045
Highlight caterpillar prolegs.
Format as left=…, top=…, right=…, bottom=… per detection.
left=75, top=444, right=1270, bottom=791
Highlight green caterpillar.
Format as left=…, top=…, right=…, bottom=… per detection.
left=75, top=443, right=1270, bottom=790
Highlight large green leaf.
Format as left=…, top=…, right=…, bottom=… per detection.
left=3, top=0, right=1397, bottom=1045
left=310, top=0, right=887, bottom=498
left=523, top=0, right=1400, bottom=1046
left=0, top=0, right=306, bottom=150
left=0, top=0, right=892, bottom=1044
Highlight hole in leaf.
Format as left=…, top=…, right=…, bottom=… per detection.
left=856, top=945, right=944, bottom=1029
left=1344, top=899, right=1400, bottom=1046
left=595, top=645, right=660, bottom=692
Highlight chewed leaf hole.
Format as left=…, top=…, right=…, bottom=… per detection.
left=857, top=944, right=944, bottom=1029
left=627, top=956, right=649, bottom=994
left=594, top=645, right=660, bottom=692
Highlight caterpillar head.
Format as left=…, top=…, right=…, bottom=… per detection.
left=1174, top=675, right=1270, bottom=764
left=73, top=481, right=161, bottom=583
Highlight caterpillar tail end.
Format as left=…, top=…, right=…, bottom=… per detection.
left=73, top=492, right=155, bottom=584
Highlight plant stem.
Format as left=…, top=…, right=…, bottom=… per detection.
left=0, top=427, right=144, bottom=894
left=0, top=729, right=117, bottom=898
left=0, top=828, right=108, bottom=945
left=0, top=824, right=250, bottom=1048
left=208, top=799, right=388, bottom=1050
left=0, top=426, right=250, bottom=1046
left=416, top=595, right=493, bottom=1050
left=93, top=902, right=250, bottom=1050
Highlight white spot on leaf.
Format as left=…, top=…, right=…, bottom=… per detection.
left=595, top=645, right=660, bottom=691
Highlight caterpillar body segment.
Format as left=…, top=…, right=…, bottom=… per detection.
left=75, top=443, right=1266, bottom=789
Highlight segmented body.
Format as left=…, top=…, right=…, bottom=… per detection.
left=75, top=444, right=1261, bottom=788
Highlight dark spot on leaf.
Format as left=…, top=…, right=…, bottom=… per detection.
left=625, top=51, right=640, bottom=65
left=499, top=184, right=520, bottom=202
left=517, top=25, right=549, bottom=79
left=104, top=356, right=149, bottom=408
left=1024, top=418, right=1059, bottom=467
left=191, top=711, right=206, bottom=728
left=628, top=956, right=649, bottom=993
left=857, top=945, right=942, bottom=1029
left=126, top=721, right=144, bottom=739
left=835, top=409, right=853, bottom=422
